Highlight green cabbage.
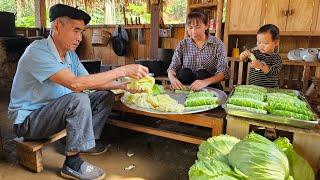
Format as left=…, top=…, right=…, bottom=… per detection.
left=127, top=76, right=155, bottom=93
left=188, top=160, right=240, bottom=180
left=197, top=135, right=240, bottom=164
left=274, top=137, right=315, bottom=180
left=228, top=133, right=290, bottom=180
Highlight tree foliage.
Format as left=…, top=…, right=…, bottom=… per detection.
left=0, top=0, right=188, bottom=27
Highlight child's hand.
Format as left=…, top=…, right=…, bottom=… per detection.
left=239, top=50, right=251, bottom=61
left=251, top=60, right=264, bottom=69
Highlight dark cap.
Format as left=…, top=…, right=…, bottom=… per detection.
left=49, top=4, right=91, bottom=25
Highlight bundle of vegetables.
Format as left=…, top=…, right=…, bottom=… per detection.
left=122, top=92, right=184, bottom=113
left=184, top=91, right=219, bottom=111
left=189, top=132, right=314, bottom=180
left=226, top=85, right=268, bottom=114
left=127, top=76, right=155, bottom=93
left=234, top=85, right=268, bottom=95
left=267, top=93, right=314, bottom=121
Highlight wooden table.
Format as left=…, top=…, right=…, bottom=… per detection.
left=109, top=101, right=226, bottom=145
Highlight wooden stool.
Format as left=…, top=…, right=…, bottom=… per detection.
left=14, top=129, right=66, bottom=173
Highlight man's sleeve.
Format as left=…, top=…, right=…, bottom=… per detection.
left=23, top=47, right=66, bottom=83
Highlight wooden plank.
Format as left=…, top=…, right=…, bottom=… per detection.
left=34, top=0, right=46, bottom=28
left=302, top=65, right=311, bottom=93
left=113, top=102, right=217, bottom=128
left=215, top=0, right=223, bottom=39
left=212, top=117, right=224, bottom=136
left=228, top=61, right=235, bottom=90
left=108, top=119, right=204, bottom=144
left=246, top=62, right=251, bottom=85
left=17, top=147, right=43, bottom=173
left=14, top=129, right=66, bottom=152
left=293, top=132, right=320, bottom=172
left=237, top=61, right=243, bottom=85
left=226, top=115, right=250, bottom=139
left=0, top=127, right=3, bottom=158
left=150, top=4, right=160, bottom=59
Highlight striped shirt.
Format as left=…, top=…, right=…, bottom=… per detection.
left=248, top=49, right=282, bottom=88
left=167, top=35, right=230, bottom=79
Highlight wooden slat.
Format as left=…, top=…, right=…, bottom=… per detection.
left=113, top=102, right=216, bottom=128
left=228, top=61, right=235, bottom=90
left=0, top=127, right=3, bottom=158
left=14, top=129, right=66, bottom=152
left=108, top=119, right=204, bottom=144
left=237, top=61, right=244, bottom=85
left=246, top=62, right=251, bottom=85
left=302, top=65, right=311, bottom=93
left=150, top=4, right=160, bottom=59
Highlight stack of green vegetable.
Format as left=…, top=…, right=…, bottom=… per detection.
left=189, top=132, right=314, bottom=180
left=226, top=85, right=268, bottom=114
left=226, top=85, right=315, bottom=121
left=266, top=93, right=314, bottom=120
left=184, top=91, right=219, bottom=111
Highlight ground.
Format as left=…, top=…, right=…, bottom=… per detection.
left=0, top=88, right=209, bottom=180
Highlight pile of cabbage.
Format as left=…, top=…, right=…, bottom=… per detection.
left=123, top=76, right=185, bottom=112
left=189, top=132, right=314, bottom=180
left=226, top=85, right=315, bottom=121
left=123, top=76, right=219, bottom=113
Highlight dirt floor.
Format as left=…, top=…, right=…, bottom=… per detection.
left=0, top=88, right=209, bottom=180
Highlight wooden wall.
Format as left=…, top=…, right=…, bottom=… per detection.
left=77, top=25, right=186, bottom=66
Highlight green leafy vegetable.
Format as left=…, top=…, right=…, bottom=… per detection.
left=226, top=104, right=267, bottom=114
left=184, top=96, right=218, bottom=107
left=228, top=133, right=290, bottom=180
left=274, top=137, right=315, bottom=180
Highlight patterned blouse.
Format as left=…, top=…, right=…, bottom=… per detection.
left=167, top=35, right=229, bottom=79
left=248, top=49, right=282, bottom=88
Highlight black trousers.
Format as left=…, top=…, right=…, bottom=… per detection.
left=177, top=68, right=223, bottom=90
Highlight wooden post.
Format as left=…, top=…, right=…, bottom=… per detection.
left=215, top=0, right=223, bottom=39
left=0, top=127, right=3, bottom=158
left=149, top=2, right=160, bottom=59
left=34, top=0, right=46, bottom=29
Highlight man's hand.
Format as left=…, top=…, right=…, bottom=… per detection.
left=239, top=50, right=251, bottom=61
left=120, top=64, right=149, bottom=79
left=169, top=76, right=184, bottom=90
left=190, top=79, right=209, bottom=91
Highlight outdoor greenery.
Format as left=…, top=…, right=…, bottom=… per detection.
left=0, top=0, right=35, bottom=27
left=0, top=0, right=188, bottom=27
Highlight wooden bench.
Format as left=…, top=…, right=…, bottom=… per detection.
left=14, top=129, right=66, bottom=173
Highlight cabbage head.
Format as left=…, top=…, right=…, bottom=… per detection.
left=127, top=76, right=155, bottom=93
left=228, top=132, right=290, bottom=180
left=197, top=135, right=240, bottom=164
left=188, top=160, right=240, bottom=180
left=274, top=137, right=314, bottom=180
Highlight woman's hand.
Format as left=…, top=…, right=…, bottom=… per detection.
left=190, top=79, right=209, bottom=91
left=169, top=76, right=184, bottom=90
left=239, top=50, right=251, bottom=61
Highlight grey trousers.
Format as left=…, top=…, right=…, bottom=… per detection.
left=14, top=91, right=114, bottom=152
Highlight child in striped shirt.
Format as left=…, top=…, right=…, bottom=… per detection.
left=240, top=24, right=282, bottom=88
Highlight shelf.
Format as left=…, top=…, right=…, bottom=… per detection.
left=189, top=2, right=217, bottom=9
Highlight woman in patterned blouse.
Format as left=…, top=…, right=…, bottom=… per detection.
left=167, top=10, right=229, bottom=91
